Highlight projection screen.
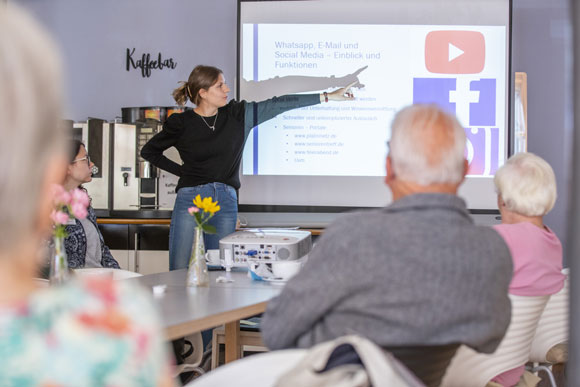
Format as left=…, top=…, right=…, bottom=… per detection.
left=237, top=0, right=511, bottom=226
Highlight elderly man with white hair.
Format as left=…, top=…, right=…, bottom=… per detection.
left=261, top=104, right=513, bottom=387
left=490, top=152, right=565, bottom=386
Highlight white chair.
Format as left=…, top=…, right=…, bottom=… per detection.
left=188, top=349, right=307, bottom=387
left=174, top=331, right=206, bottom=378
left=190, top=335, right=424, bottom=387
left=73, top=267, right=143, bottom=280
left=441, top=294, right=550, bottom=387
left=527, top=271, right=569, bottom=387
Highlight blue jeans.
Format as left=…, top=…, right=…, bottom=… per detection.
left=169, top=183, right=238, bottom=270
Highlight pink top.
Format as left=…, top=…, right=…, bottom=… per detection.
left=494, top=222, right=565, bottom=296
left=492, top=222, right=565, bottom=386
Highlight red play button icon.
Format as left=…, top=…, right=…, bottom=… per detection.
left=425, top=30, right=485, bottom=74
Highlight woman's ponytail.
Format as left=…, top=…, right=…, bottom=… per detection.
left=172, top=81, right=189, bottom=106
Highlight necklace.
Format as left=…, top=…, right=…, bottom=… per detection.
left=199, top=110, right=219, bottom=131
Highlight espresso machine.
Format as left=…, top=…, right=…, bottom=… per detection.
left=112, top=107, right=184, bottom=211
left=113, top=120, right=159, bottom=210
left=72, top=119, right=111, bottom=210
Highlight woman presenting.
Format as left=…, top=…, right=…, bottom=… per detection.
left=142, top=65, right=356, bottom=270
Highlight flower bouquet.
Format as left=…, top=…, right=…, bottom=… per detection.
left=50, top=185, right=89, bottom=285
left=186, top=194, right=220, bottom=287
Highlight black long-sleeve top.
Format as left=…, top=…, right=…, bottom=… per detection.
left=141, top=94, right=320, bottom=191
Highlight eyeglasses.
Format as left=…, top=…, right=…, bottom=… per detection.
left=73, top=155, right=99, bottom=175
left=72, top=155, right=91, bottom=166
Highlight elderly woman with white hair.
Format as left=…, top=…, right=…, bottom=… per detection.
left=0, top=6, right=173, bottom=386
left=491, top=152, right=565, bottom=387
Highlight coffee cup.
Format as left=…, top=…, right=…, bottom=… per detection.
left=205, top=249, right=221, bottom=266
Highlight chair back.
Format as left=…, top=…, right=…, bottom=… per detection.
left=190, top=335, right=427, bottom=387
left=174, top=332, right=206, bottom=379
left=529, top=271, right=569, bottom=363
left=441, top=294, right=550, bottom=387
left=387, top=344, right=459, bottom=387
left=188, top=349, right=307, bottom=387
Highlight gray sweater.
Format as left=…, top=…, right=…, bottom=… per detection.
left=262, top=193, right=513, bottom=354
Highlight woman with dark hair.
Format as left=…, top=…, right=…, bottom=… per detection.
left=62, top=139, right=120, bottom=269
left=142, top=64, right=356, bottom=270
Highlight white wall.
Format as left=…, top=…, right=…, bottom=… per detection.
left=15, top=0, right=238, bottom=121
left=511, top=0, right=572, bottom=260
left=15, top=0, right=574, bottom=256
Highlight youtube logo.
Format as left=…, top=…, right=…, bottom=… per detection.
left=425, top=30, right=485, bottom=74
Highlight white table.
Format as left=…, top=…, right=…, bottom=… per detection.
left=130, top=269, right=283, bottom=363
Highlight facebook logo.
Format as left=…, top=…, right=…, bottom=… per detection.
left=413, top=78, right=457, bottom=116
left=469, top=79, right=496, bottom=126
left=412, top=77, right=499, bottom=176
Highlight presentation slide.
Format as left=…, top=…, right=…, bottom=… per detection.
left=238, top=0, right=510, bottom=214
left=241, top=23, right=506, bottom=177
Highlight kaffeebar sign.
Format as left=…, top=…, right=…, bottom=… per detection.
left=126, top=48, right=177, bottom=78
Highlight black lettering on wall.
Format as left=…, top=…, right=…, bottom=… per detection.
left=126, top=48, right=177, bottom=78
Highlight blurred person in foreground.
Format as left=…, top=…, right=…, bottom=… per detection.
left=0, top=6, right=174, bottom=386
left=261, top=104, right=513, bottom=387
left=490, top=152, right=565, bottom=386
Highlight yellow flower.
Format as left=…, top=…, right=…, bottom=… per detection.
left=208, top=204, right=221, bottom=214
left=193, top=194, right=203, bottom=208
left=192, top=194, right=220, bottom=214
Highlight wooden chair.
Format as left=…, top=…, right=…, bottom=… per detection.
left=211, top=325, right=268, bottom=369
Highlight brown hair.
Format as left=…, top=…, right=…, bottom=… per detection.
left=68, top=139, right=85, bottom=163
left=172, top=65, right=223, bottom=106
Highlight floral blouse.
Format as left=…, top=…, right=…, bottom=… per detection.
left=0, top=278, right=174, bottom=386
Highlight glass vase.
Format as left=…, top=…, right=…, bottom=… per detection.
left=187, top=227, right=209, bottom=287
left=49, top=235, right=70, bottom=285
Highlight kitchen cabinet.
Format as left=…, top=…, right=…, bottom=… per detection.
left=98, top=223, right=170, bottom=275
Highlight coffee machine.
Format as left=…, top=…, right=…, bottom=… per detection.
left=113, top=120, right=158, bottom=210
left=72, top=119, right=111, bottom=210
left=112, top=107, right=184, bottom=211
